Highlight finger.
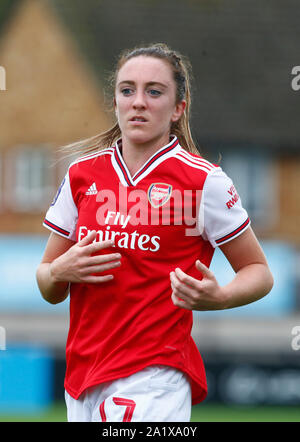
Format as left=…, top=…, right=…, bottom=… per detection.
left=82, top=274, right=114, bottom=284
left=173, top=267, right=202, bottom=290
left=78, top=230, right=97, bottom=246
left=84, top=239, right=115, bottom=255
left=86, top=253, right=122, bottom=266
left=195, top=260, right=214, bottom=279
left=171, top=291, right=193, bottom=311
left=170, top=271, right=196, bottom=298
left=81, top=260, right=121, bottom=275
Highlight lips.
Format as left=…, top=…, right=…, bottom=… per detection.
left=130, top=116, right=147, bottom=122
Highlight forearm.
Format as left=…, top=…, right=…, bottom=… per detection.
left=221, top=263, right=274, bottom=310
left=36, top=262, right=70, bottom=305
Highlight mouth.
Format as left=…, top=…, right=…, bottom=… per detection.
left=129, top=116, right=148, bottom=122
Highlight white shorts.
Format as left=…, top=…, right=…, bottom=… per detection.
left=65, top=365, right=191, bottom=422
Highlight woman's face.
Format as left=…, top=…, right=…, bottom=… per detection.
left=115, top=55, right=185, bottom=147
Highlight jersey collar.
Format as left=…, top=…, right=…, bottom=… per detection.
left=112, top=135, right=180, bottom=187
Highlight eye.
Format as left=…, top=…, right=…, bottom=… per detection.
left=148, top=89, right=161, bottom=96
left=121, top=88, right=134, bottom=96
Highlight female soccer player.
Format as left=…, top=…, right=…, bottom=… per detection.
left=36, top=43, right=273, bottom=422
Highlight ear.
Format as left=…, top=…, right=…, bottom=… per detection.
left=171, top=100, right=186, bottom=123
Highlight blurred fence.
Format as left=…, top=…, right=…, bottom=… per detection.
left=0, top=344, right=53, bottom=413
left=0, top=235, right=298, bottom=315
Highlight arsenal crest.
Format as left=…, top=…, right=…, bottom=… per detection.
left=148, top=183, right=172, bottom=208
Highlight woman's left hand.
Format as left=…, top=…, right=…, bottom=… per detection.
left=170, top=260, right=227, bottom=311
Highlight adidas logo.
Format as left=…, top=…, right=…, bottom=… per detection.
left=85, top=182, right=98, bottom=195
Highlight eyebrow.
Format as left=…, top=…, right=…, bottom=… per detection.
left=117, top=80, right=168, bottom=89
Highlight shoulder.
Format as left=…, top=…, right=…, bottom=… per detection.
left=68, top=146, right=114, bottom=173
left=69, top=147, right=114, bottom=170
left=174, top=147, right=219, bottom=172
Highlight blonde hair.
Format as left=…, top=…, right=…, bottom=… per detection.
left=61, top=43, right=199, bottom=157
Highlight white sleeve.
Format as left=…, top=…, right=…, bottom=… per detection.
left=200, top=168, right=250, bottom=247
left=43, top=170, right=78, bottom=241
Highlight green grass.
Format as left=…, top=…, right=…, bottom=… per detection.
left=191, top=403, right=300, bottom=422
left=0, top=402, right=299, bottom=422
left=0, top=402, right=67, bottom=422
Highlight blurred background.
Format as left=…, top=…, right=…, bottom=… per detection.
left=0, top=0, right=300, bottom=421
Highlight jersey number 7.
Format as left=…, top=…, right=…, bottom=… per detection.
left=99, top=397, right=136, bottom=422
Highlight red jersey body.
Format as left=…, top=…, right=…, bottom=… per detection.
left=43, top=136, right=250, bottom=405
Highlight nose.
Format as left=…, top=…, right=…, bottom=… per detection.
left=132, top=88, right=146, bottom=110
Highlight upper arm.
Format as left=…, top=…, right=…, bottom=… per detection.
left=219, top=226, right=268, bottom=273
left=41, top=167, right=78, bottom=263
left=201, top=168, right=250, bottom=247
left=43, top=170, right=78, bottom=241
left=40, top=232, right=76, bottom=264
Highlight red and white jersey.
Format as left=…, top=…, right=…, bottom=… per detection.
left=43, top=136, right=250, bottom=405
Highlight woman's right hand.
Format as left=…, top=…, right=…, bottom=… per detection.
left=49, top=230, right=121, bottom=284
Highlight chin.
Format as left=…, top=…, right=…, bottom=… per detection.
left=125, top=129, right=169, bottom=147
left=126, top=132, right=154, bottom=145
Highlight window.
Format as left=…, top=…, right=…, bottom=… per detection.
left=5, top=146, right=55, bottom=212
left=220, top=150, right=278, bottom=229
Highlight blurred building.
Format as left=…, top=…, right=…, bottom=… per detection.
left=0, top=0, right=299, bottom=241
left=0, top=0, right=300, bottom=409
left=0, top=0, right=112, bottom=233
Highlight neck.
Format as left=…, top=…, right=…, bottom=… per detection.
left=121, top=134, right=171, bottom=176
